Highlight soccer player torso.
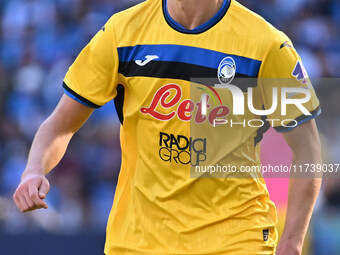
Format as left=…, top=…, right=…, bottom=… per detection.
left=63, top=0, right=320, bottom=254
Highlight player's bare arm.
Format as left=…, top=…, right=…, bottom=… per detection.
left=277, top=119, right=322, bottom=255
left=13, top=95, right=94, bottom=212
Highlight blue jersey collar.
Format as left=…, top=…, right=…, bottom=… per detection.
left=162, top=0, right=231, bottom=34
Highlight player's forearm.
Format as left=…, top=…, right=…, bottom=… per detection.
left=22, top=95, right=94, bottom=179
left=279, top=152, right=322, bottom=253
left=14, top=95, right=93, bottom=212
left=22, top=116, right=74, bottom=178
left=280, top=179, right=321, bottom=250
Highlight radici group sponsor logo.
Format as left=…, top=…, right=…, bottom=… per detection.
left=159, top=132, right=207, bottom=166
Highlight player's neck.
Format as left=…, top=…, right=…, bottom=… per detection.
left=167, top=0, right=224, bottom=30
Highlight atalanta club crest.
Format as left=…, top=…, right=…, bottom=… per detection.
left=218, top=57, right=236, bottom=84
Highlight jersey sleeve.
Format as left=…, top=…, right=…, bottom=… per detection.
left=63, top=16, right=119, bottom=108
left=258, top=31, right=321, bottom=132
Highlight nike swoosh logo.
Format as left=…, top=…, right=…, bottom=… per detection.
left=135, top=55, right=159, bottom=66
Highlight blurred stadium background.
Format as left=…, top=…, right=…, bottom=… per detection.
left=0, top=0, right=339, bottom=254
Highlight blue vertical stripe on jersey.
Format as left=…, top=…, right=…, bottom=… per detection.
left=117, top=44, right=262, bottom=77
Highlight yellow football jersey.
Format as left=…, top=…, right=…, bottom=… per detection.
left=63, top=0, right=320, bottom=254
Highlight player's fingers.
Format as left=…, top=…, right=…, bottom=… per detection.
left=23, top=192, right=38, bottom=212
left=38, top=178, right=50, bottom=200
left=28, top=183, right=48, bottom=209
left=13, top=192, right=23, bottom=211
left=18, top=194, right=30, bottom=212
left=13, top=188, right=30, bottom=212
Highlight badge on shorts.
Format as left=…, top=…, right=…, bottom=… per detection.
left=263, top=229, right=269, bottom=241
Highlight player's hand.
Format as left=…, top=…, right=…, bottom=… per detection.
left=13, top=174, right=50, bottom=212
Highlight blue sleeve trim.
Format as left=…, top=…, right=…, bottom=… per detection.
left=63, top=82, right=101, bottom=109
left=275, top=107, right=321, bottom=133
